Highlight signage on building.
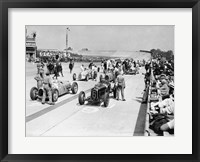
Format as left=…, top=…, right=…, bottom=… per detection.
left=26, top=42, right=36, bottom=47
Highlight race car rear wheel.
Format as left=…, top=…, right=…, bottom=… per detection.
left=30, top=87, right=38, bottom=100
left=73, top=73, right=76, bottom=81
left=78, top=91, right=85, bottom=105
left=71, top=82, right=78, bottom=94
left=99, top=74, right=103, bottom=82
left=52, top=89, right=59, bottom=102
left=103, top=92, right=110, bottom=107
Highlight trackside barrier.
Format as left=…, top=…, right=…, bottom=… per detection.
left=144, top=62, right=174, bottom=136
left=144, top=63, right=154, bottom=136
left=144, top=82, right=152, bottom=136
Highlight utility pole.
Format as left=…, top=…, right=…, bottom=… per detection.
left=66, top=27, right=70, bottom=53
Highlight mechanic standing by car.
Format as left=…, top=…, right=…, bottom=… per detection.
left=37, top=59, right=44, bottom=74
left=115, top=71, right=126, bottom=101
left=42, top=72, right=55, bottom=105
left=34, top=68, right=45, bottom=89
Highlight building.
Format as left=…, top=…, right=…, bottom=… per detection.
left=26, top=33, right=37, bottom=61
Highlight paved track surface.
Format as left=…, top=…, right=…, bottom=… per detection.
left=26, top=62, right=147, bottom=136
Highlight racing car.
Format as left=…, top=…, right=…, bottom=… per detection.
left=30, top=80, right=78, bottom=102
left=73, top=69, right=97, bottom=81
left=99, top=71, right=116, bottom=83
left=78, top=79, right=117, bottom=107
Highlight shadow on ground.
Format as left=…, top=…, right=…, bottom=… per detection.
left=133, top=102, right=148, bottom=136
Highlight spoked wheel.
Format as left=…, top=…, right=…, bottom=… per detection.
left=78, top=91, right=85, bottom=105
left=71, top=82, right=78, bottom=94
left=52, top=89, right=59, bottom=102
left=30, top=87, right=38, bottom=100
left=99, top=74, right=103, bottom=82
left=73, top=73, right=76, bottom=81
left=103, top=92, right=110, bottom=107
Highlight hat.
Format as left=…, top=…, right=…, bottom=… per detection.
left=161, top=79, right=167, bottom=84
left=160, top=74, right=166, bottom=80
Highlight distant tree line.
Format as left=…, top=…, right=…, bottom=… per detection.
left=150, top=49, right=174, bottom=61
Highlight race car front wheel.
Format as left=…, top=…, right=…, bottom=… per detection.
left=99, top=74, right=103, bottom=82
left=30, top=87, right=38, bottom=100
left=78, top=91, right=85, bottom=105
left=71, top=82, right=78, bottom=94
left=52, top=89, right=59, bottom=102
left=103, top=92, right=110, bottom=107
left=73, top=73, right=76, bottom=81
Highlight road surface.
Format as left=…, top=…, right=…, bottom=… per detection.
left=26, top=62, right=147, bottom=136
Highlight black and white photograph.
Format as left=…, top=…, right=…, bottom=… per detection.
left=25, top=25, right=174, bottom=137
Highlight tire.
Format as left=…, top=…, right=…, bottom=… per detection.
left=99, top=74, right=103, bottom=82
left=103, top=92, right=110, bottom=107
left=52, top=89, right=59, bottom=102
left=73, top=73, right=76, bottom=81
left=85, top=74, right=89, bottom=81
left=30, top=87, right=38, bottom=100
left=78, top=91, right=85, bottom=105
left=71, top=82, right=78, bottom=94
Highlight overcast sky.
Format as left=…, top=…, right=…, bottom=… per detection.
left=26, top=25, right=174, bottom=52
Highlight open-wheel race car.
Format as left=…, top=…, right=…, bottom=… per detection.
left=73, top=69, right=97, bottom=81
left=30, top=80, right=78, bottom=103
left=78, top=80, right=117, bottom=107
left=99, top=71, right=116, bottom=83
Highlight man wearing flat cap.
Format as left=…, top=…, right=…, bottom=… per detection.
left=34, top=68, right=45, bottom=89
left=42, top=71, right=55, bottom=105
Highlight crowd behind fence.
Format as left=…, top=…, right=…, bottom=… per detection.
left=144, top=58, right=174, bottom=136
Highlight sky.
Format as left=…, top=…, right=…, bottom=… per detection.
left=26, top=25, right=174, bottom=52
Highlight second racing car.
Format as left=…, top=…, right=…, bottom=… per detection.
left=30, top=80, right=78, bottom=103
left=73, top=68, right=97, bottom=81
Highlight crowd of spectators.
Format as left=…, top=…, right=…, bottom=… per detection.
left=101, top=58, right=145, bottom=74
left=144, top=58, right=174, bottom=136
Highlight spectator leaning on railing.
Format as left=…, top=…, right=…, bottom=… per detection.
left=158, top=79, right=169, bottom=98
left=150, top=93, right=174, bottom=133
left=147, top=56, right=174, bottom=135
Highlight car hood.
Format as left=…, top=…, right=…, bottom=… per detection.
left=93, top=83, right=107, bottom=90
